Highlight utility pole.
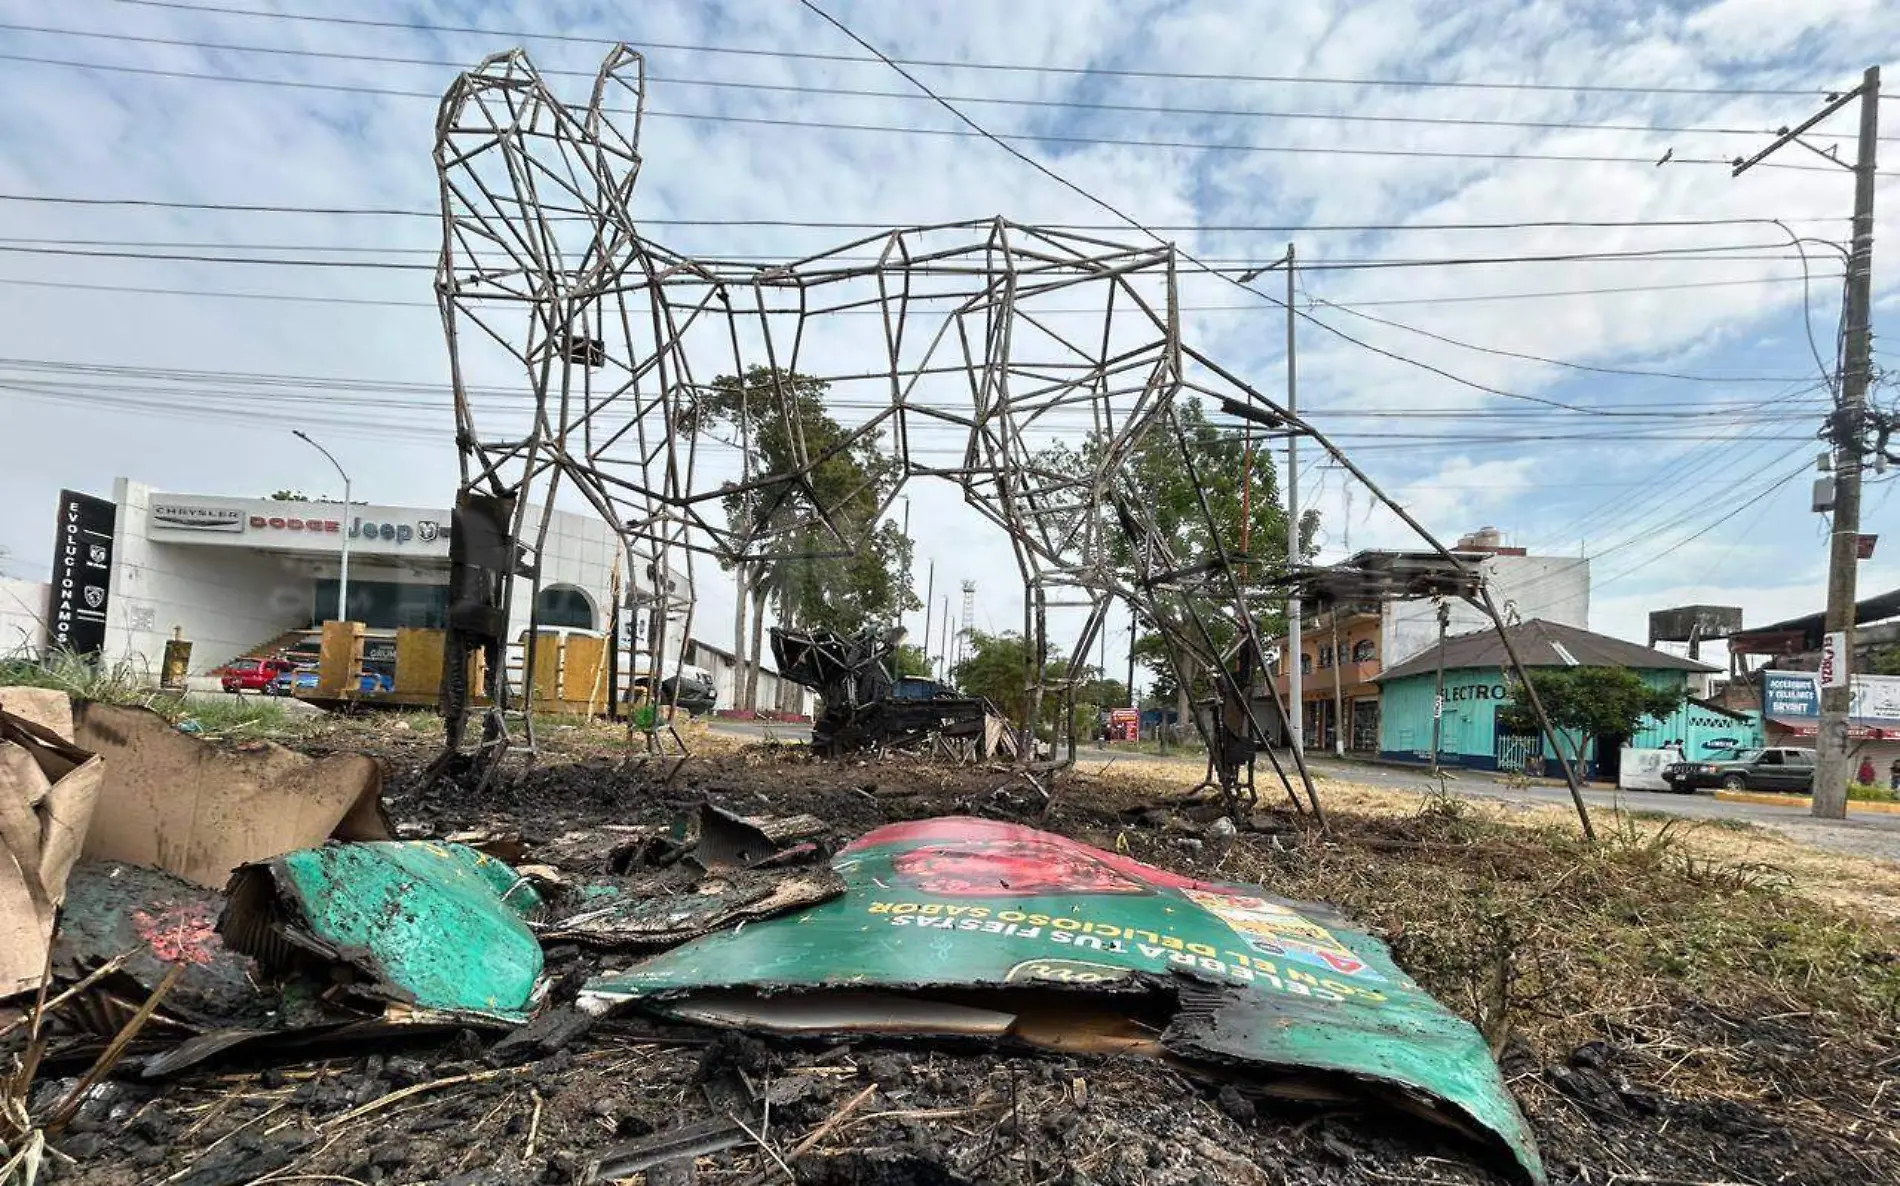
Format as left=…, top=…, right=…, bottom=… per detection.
left=732, top=563, right=748, bottom=694
left=1126, top=603, right=1137, bottom=710
left=921, top=558, right=934, bottom=671
left=1285, top=242, right=1303, bottom=755
left=292, top=430, right=351, bottom=625
left=1331, top=613, right=1346, bottom=757
left=1734, top=66, right=1880, bottom=819
left=1430, top=600, right=1450, bottom=777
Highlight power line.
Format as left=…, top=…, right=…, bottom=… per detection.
left=2, top=379, right=1813, bottom=450
left=10, top=20, right=1893, bottom=144
left=0, top=357, right=1827, bottom=420
left=0, top=238, right=1818, bottom=272
left=784, top=1, right=1878, bottom=433
left=0, top=270, right=1844, bottom=313
left=0, top=192, right=1851, bottom=234
left=3, top=50, right=1884, bottom=175
left=1307, top=297, right=1814, bottom=383
left=1514, top=455, right=1815, bottom=611
left=96, top=0, right=1866, bottom=99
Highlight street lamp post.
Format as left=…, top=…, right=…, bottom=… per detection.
left=292, top=430, right=352, bottom=625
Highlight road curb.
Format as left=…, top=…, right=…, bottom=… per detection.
left=1713, top=789, right=1900, bottom=814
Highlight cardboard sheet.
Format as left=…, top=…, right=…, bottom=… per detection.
left=0, top=685, right=76, bottom=740
left=0, top=708, right=104, bottom=998
left=73, top=701, right=389, bottom=889
left=585, top=816, right=1546, bottom=1183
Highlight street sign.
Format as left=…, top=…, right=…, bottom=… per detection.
left=1819, top=631, right=1849, bottom=689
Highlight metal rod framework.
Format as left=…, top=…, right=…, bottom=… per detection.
left=423, top=46, right=1603, bottom=836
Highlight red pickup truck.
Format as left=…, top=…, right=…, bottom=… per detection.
left=218, top=657, right=295, bottom=694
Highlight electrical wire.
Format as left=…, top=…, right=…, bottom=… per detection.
left=0, top=356, right=1828, bottom=422
left=0, top=193, right=1850, bottom=234
left=94, top=0, right=1867, bottom=100
left=5, top=381, right=1813, bottom=455
left=9, top=20, right=1893, bottom=145
left=0, top=239, right=1822, bottom=274
left=1511, top=455, right=1816, bottom=611
left=782, top=2, right=1871, bottom=433
left=1305, top=297, right=1816, bottom=383
left=2, top=50, right=1884, bottom=175
left=0, top=271, right=1849, bottom=312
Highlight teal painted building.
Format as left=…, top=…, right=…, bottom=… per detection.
left=1374, top=619, right=1737, bottom=776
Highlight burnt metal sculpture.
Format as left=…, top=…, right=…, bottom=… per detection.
left=770, top=626, right=998, bottom=758
left=429, top=46, right=1597, bottom=839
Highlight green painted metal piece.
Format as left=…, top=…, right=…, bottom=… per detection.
left=267, top=841, right=543, bottom=1020
left=585, top=817, right=1543, bottom=1183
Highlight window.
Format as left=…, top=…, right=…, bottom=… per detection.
left=1318, top=645, right=1333, bottom=669
left=1759, top=750, right=1784, bottom=766
left=1300, top=652, right=1313, bottom=674
left=1784, top=750, right=1813, bottom=767
left=1351, top=639, right=1376, bottom=663
left=534, top=584, right=597, bottom=631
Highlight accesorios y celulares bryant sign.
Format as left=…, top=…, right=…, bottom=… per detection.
left=50, top=489, right=117, bottom=657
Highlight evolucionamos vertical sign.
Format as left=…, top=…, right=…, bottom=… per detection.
left=50, top=490, right=117, bottom=657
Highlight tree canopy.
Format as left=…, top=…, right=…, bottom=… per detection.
left=1497, top=666, right=1687, bottom=760
left=691, top=366, right=919, bottom=636
left=952, top=630, right=1126, bottom=732
left=893, top=643, right=933, bottom=679
left=1048, top=396, right=1318, bottom=702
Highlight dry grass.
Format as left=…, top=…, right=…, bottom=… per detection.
left=1057, top=760, right=1900, bottom=1124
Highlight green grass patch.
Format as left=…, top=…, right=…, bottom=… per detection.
left=0, top=651, right=313, bottom=739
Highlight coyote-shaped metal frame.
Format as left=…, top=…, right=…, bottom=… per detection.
left=431, top=45, right=1598, bottom=835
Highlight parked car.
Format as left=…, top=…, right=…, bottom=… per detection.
left=1664, top=746, right=1816, bottom=794
left=219, top=657, right=295, bottom=694
left=267, top=664, right=394, bottom=697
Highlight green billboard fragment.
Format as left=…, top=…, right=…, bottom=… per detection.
left=583, top=817, right=1543, bottom=1183
left=222, top=841, right=544, bottom=1023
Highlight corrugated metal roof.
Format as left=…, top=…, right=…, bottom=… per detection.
left=1374, top=619, right=1717, bottom=684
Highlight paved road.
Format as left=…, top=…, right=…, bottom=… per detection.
left=702, top=718, right=1900, bottom=862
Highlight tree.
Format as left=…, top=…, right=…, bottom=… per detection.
left=1496, top=667, right=1687, bottom=765
left=953, top=631, right=1036, bottom=723
left=952, top=630, right=1123, bottom=738
left=1870, top=646, right=1900, bottom=677
left=688, top=366, right=920, bottom=709
left=269, top=490, right=312, bottom=501
left=1049, top=396, right=1319, bottom=719
left=893, top=644, right=933, bottom=679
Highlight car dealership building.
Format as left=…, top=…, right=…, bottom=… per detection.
left=32, top=478, right=682, bottom=678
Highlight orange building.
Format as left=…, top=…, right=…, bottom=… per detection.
left=1270, top=604, right=1383, bottom=754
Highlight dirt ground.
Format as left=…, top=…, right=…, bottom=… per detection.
left=17, top=719, right=1900, bottom=1186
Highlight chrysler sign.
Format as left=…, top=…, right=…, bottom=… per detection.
left=151, top=502, right=245, bottom=532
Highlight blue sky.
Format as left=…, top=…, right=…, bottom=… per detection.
left=0, top=0, right=1895, bottom=672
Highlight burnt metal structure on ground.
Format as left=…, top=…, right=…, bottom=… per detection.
left=426, top=46, right=1597, bottom=839
left=770, top=626, right=994, bottom=758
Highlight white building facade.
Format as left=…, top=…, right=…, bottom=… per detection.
left=88, top=479, right=676, bottom=676
left=1382, top=552, right=1592, bottom=671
